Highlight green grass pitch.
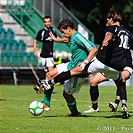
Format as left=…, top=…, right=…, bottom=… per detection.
left=0, top=84, right=133, bottom=133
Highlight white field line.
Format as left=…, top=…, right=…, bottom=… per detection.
left=1, top=97, right=133, bottom=106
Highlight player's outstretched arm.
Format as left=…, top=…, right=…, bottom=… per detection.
left=49, top=32, right=69, bottom=43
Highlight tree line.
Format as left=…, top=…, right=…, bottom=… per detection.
left=59, top=0, right=133, bottom=44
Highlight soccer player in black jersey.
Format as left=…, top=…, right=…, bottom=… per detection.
left=109, top=33, right=133, bottom=112
left=33, top=16, right=68, bottom=71
left=33, top=16, right=68, bottom=111
left=40, top=10, right=132, bottom=118
left=85, top=10, right=132, bottom=118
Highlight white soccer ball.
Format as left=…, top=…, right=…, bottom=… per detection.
left=29, top=101, right=44, bottom=116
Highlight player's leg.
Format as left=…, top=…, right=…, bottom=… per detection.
left=41, top=65, right=85, bottom=90
left=109, top=79, right=122, bottom=112
left=121, top=69, right=132, bottom=82
left=33, top=57, right=54, bottom=93
left=109, top=78, right=130, bottom=118
left=33, top=58, right=56, bottom=110
left=41, top=63, right=72, bottom=90
left=63, top=92, right=81, bottom=116
left=34, top=67, right=49, bottom=94
left=41, top=58, right=95, bottom=90
left=33, top=57, right=47, bottom=93
left=70, top=65, right=85, bottom=75
left=46, top=67, right=58, bottom=80
left=52, top=65, right=84, bottom=82
left=37, top=67, right=59, bottom=90
left=43, top=62, right=70, bottom=110
left=43, top=86, right=54, bottom=111
left=33, top=60, right=55, bottom=89
left=116, top=79, right=130, bottom=118
left=84, top=73, right=106, bottom=113
left=63, top=77, right=85, bottom=116
left=42, top=58, right=55, bottom=111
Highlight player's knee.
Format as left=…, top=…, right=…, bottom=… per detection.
left=63, top=91, right=69, bottom=99
left=122, top=75, right=128, bottom=82
left=63, top=91, right=74, bottom=102
left=115, top=79, right=125, bottom=88
left=90, top=79, right=98, bottom=86
left=122, top=70, right=130, bottom=82
left=46, top=72, right=52, bottom=80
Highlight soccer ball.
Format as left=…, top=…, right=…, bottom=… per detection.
left=29, top=101, right=44, bottom=116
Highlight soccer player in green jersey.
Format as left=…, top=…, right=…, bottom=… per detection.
left=35, top=19, right=98, bottom=116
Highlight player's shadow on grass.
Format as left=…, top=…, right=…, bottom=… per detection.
left=82, top=110, right=133, bottom=119
left=42, top=110, right=133, bottom=118
left=0, top=98, right=6, bottom=101
left=42, top=114, right=88, bottom=117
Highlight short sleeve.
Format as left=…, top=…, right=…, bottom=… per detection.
left=35, top=30, right=42, bottom=42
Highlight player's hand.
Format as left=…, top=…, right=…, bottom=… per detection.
left=34, top=52, right=38, bottom=57
left=101, top=41, right=108, bottom=49
left=49, top=32, right=56, bottom=40
left=78, top=62, right=85, bottom=69
left=78, top=60, right=89, bottom=69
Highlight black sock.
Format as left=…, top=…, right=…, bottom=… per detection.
left=90, top=85, right=99, bottom=101
left=35, top=70, right=47, bottom=87
left=114, top=99, right=120, bottom=105
left=115, top=79, right=127, bottom=100
left=90, top=86, right=99, bottom=110
left=67, top=99, right=79, bottom=115
left=36, top=80, right=42, bottom=87
left=54, top=70, right=72, bottom=83
left=120, top=86, right=127, bottom=101
left=92, top=103, right=98, bottom=110
left=40, top=70, right=47, bottom=80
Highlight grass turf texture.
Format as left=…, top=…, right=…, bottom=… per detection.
left=0, top=84, right=133, bottom=133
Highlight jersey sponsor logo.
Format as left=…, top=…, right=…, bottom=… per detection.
left=45, top=37, right=53, bottom=41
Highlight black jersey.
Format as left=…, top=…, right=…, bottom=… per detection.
left=96, top=25, right=132, bottom=71
left=35, top=27, right=57, bottom=58
left=130, top=33, right=133, bottom=50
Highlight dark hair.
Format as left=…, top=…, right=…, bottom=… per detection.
left=58, top=19, right=74, bottom=30
left=106, top=10, right=123, bottom=22
left=43, top=16, right=51, bottom=21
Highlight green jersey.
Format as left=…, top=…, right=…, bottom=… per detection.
left=67, top=31, right=95, bottom=70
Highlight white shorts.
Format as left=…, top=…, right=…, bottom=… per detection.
left=64, top=77, right=86, bottom=95
left=56, top=62, right=69, bottom=74
left=87, top=57, right=120, bottom=80
left=41, top=57, right=54, bottom=68
left=56, top=62, right=86, bottom=95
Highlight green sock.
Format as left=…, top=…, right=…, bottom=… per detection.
left=43, top=87, right=54, bottom=106
left=67, top=99, right=78, bottom=115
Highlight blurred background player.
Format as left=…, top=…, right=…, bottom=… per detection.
left=33, top=16, right=56, bottom=71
